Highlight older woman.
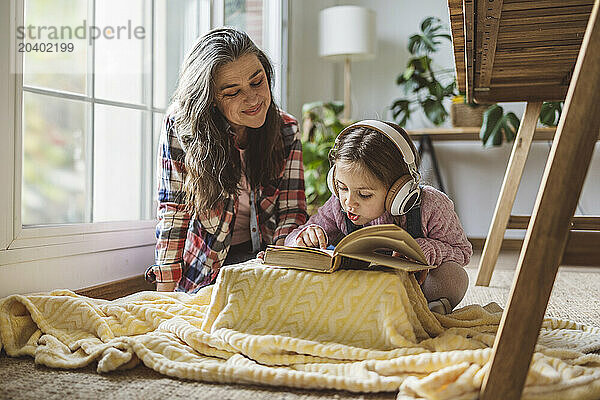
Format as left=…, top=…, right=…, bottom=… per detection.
left=146, top=28, right=307, bottom=292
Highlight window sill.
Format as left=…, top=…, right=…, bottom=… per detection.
left=0, top=222, right=156, bottom=266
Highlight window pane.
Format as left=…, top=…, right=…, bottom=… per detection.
left=225, top=0, right=263, bottom=47
left=94, top=0, right=148, bottom=105
left=93, top=105, right=143, bottom=221
left=22, top=92, right=88, bottom=225
left=153, top=0, right=199, bottom=109
left=22, top=0, right=88, bottom=94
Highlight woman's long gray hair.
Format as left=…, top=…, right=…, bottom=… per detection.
left=170, top=28, right=284, bottom=214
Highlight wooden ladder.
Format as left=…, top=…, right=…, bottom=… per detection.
left=478, top=2, right=600, bottom=398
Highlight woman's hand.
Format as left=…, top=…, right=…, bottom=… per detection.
left=156, top=282, right=177, bottom=292
left=296, top=226, right=327, bottom=249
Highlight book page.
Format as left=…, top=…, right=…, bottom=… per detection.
left=263, top=245, right=335, bottom=272
left=335, top=224, right=428, bottom=264
left=336, top=235, right=427, bottom=265
left=265, top=245, right=334, bottom=256
left=346, top=251, right=435, bottom=272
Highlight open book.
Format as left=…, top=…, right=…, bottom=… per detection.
left=263, top=224, right=435, bottom=273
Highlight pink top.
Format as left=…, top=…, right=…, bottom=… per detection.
left=231, top=149, right=251, bottom=245
left=232, top=175, right=251, bottom=245
left=284, top=185, right=472, bottom=266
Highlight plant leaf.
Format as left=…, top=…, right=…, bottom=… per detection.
left=392, top=17, right=453, bottom=127
left=302, top=101, right=324, bottom=115
left=421, top=17, right=435, bottom=32
left=443, top=81, right=457, bottom=97
left=479, top=105, right=521, bottom=146
left=328, top=101, right=345, bottom=116
left=407, top=34, right=423, bottom=55
left=539, top=101, right=563, bottom=126
left=391, top=99, right=411, bottom=126
left=480, top=105, right=503, bottom=145
left=402, top=64, right=415, bottom=82
left=422, top=98, right=447, bottom=126
left=503, top=112, right=520, bottom=142
left=428, top=81, right=444, bottom=99
left=300, top=100, right=347, bottom=207
left=410, top=55, right=432, bottom=73
left=408, top=17, right=451, bottom=55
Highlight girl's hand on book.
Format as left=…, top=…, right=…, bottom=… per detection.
left=296, top=226, right=328, bottom=249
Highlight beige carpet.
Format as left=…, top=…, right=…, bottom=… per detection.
left=1, top=263, right=598, bottom=400
left=458, top=265, right=600, bottom=327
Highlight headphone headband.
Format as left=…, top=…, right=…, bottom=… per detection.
left=327, top=119, right=421, bottom=215
left=332, top=120, right=418, bottom=177
left=340, top=120, right=414, bottom=163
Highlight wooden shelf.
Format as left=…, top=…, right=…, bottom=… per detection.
left=449, top=0, right=595, bottom=103
left=407, top=127, right=556, bottom=141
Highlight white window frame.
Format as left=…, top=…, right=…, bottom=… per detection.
left=0, top=0, right=16, bottom=254
left=1, top=0, right=157, bottom=267
left=0, top=0, right=287, bottom=267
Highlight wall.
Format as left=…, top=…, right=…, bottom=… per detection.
left=287, top=0, right=600, bottom=238
left=0, top=247, right=154, bottom=298
left=288, top=0, right=455, bottom=124
left=287, top=0, right=337, bottom=119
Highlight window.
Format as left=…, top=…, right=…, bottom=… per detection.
left=20, top=0, right=178, bottom=226
left=2, top=0, right=286, bottom=262
left=225, top=0, right=264, bottom=47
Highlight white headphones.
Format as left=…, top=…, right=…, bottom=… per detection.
left=326, top=119, right=421, bottom=216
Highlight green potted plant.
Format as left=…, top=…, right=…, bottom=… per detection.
left=301, top=101, right=350, bottom=212
left=479, top=101, right=563, bottom=147
left=391, top=17, right=457, bottom=127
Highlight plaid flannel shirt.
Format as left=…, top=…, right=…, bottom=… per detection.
left=145, top=111, right=307, bottom=292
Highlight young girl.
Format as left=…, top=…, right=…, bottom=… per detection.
left=284, top=120, right=472, bottom=314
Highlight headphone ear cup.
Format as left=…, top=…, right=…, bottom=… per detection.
left=386, top=175, right=419, bottom=215
left=326, top=165, right=337, bottom=196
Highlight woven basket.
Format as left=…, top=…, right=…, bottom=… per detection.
left=451, top=103, right=487, bottom=127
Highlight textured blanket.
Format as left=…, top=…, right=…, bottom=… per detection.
left=1, top=260, right=600, bottom=400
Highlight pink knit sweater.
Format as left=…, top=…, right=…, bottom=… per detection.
left=284, top=185, right=472, bottom=266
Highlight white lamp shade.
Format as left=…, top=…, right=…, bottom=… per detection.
left=319, top=6, right=376, bottom=61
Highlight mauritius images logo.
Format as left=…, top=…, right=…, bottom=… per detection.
left=16, top=20, right=146, bottom=45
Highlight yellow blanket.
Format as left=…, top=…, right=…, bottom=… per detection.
left=1, top=261, right=600, bottom=400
